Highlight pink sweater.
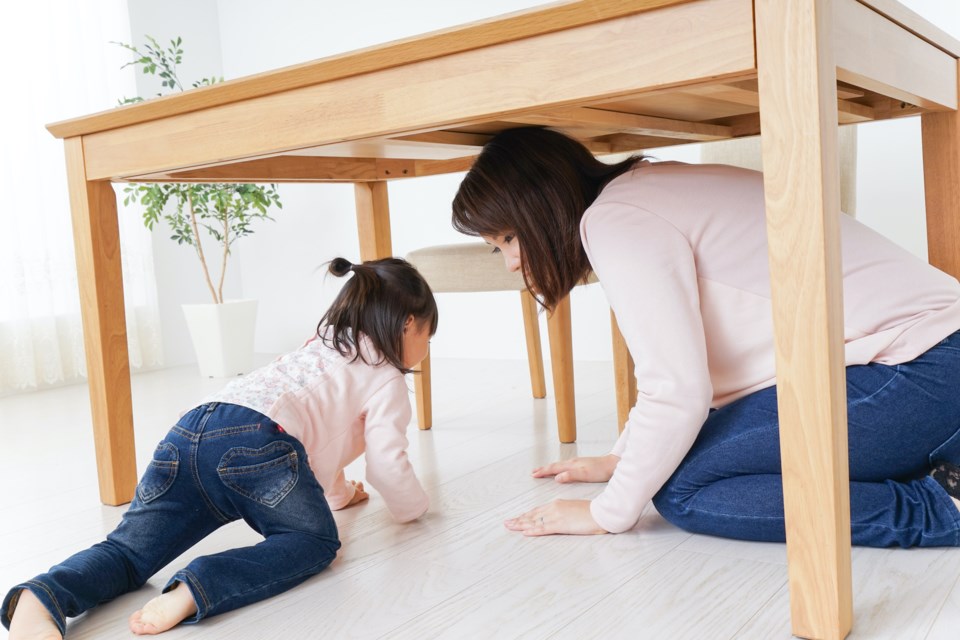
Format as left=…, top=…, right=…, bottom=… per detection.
left=206, top=333, right=428, bottom=523
left=582, top=162, right=960, bottom=533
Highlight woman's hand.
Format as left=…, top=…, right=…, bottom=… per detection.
left=346, top=480, right=369, bottom=506
left=504, top=499, right=607, bottom=536
left=532, top=454, right=619, bottom=484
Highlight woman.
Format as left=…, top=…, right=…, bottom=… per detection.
left=452, top=127, right=960, bottom=547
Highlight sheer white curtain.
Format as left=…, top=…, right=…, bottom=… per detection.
left=0, top=0, right=163, bottom=394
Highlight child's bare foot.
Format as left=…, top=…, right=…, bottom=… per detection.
left=128, top=582, right=198, bottom=635
left=8, top=589, right=62, bottom=640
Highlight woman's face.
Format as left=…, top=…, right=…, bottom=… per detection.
left=483, top=233, right=522, bottom=273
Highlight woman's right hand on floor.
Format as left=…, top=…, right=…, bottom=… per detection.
left=531, top=454, right=620, bottom=484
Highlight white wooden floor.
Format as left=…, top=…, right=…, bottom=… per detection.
left=2, top=358, right=959, bottom=639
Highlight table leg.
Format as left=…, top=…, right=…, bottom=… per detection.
left=354, top=181, right=393, bottom=261
left=65, top=138, right=137, bottom=506
left=921, top=64, right=960, bottom=279
left=756, top=1, right=853, bottom=639
left=356, top=181, right=434, bottom=431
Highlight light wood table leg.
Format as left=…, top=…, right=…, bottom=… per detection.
left=354, top=181, right=393, bottom=261
left=610, top=310, right=636, bottom=433
left=520, top=290, right=547, bottom=399
left=921, top=64, right=960, bottom=279
left=756, top=1, right=852, bottom=639
left=65, top=138, right=137, bottom=506
left=546, top=295, right=576, bottom=443
left=356, top=181, right=433, bottom=433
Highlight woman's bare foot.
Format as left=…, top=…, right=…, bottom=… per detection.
left=8, top=589, right=62, bottom=640
left=128, top=582, right=198, bottom=635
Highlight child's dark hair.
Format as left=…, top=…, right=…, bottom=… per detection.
left=318, top=257, right=438, bottom=373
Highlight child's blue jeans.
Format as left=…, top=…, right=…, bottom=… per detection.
left=653, top=330, right=960, bottom=547
left=2, top=402, right=340, bottom=637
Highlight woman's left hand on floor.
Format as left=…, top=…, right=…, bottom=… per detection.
left=504, top=499, right=607, bottom=536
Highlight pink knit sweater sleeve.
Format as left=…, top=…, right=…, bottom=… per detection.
left=362, top=376, right=429, bottom=523
left=581, top=202, right=712, bottom=533
left=324, top=469, right=355, bottom=511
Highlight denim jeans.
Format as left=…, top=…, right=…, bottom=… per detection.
left=653, top=330, right=960, bottom=548
left=2, top=403, right=340, bottom=637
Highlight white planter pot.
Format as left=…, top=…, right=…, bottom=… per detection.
left=181, top=299, right=258, bottom=377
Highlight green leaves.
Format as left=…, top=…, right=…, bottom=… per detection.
left=114, top=35, right=190, bottom=94
left=123, top=183, right=283, bottom=260
left=113, top=35, right=283, bottom=303
left=122, top=181, right=282, bottom=249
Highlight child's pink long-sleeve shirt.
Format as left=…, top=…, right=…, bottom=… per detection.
left=205, top=333, right=428, bottom=523
left=582, top=162, right=960, bottom=534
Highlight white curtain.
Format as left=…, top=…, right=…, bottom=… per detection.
left=0, top=0, right=163, bottom=394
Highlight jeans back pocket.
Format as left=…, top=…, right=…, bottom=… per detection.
left=217, top=441, right=299, bottom=508
left=138, top=441, right=180, bottom=503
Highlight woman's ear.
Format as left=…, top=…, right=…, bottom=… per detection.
left=403, top=314, right=415, bottom=333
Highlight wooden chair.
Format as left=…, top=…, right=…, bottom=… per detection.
left=406, top=242, right=633, bottom=443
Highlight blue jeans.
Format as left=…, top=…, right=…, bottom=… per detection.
left=2, top=403, right=340, bottom=637
left=653, top=330, right=960, bottom=548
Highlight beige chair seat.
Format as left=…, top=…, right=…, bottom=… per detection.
left=407, top=242, right=627, bottom=443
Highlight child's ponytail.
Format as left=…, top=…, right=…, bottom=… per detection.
left=328, top=257, right=353, bottom=277
left=319, top=257, right=438, bottom=373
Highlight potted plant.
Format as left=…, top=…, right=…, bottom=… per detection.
left=116, top=36, right=282, bottom=377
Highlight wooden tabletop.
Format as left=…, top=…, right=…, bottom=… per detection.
left=46, top=0, right=959, bottom=186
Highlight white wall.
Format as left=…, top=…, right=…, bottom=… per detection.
left=129, top=0, right=960, bottom=367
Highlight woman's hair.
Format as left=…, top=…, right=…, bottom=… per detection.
left=452, top=127, right=640, bottom=309
left=318, top=257, right=438, bottom=373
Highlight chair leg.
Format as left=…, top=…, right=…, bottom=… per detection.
left=610, top=310, right=636, bottom=433
left=520, top=290, right=546, bottom=399
left=546, top=295, right=576, bottom=443
left=414, top=349, right=432, bottom=430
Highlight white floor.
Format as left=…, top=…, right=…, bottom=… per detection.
left=2, top=358, right=959, bottom=639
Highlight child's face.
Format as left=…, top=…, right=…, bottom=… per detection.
left=402, top=317, right=432, bottom=369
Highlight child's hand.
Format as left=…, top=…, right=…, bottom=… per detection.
left=346, top=480, right=369, bottom=506
left=504, top=499, right=607, bottom=536
left=531, top=454, right=619, bottom=484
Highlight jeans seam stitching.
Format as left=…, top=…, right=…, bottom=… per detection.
left=192, top=410, right=231, bottom=524
left=847, top=367, right=902, bottom=409
left=203, top=423, right=262, bottom=439
left=23, top=581, right=65, bottom=625
left=177, top=571, right=210, bottom=616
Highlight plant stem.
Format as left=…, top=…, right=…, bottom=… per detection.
left=187, top=191, right=220, bottom=303
left=217, top=197, right=229, bottom=304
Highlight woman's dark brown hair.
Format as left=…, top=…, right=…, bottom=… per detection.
left=319, top=257, right=438, bottom=374
left=452, top=127, right=640, bottom=309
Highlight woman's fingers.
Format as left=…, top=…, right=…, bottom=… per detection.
left=532, top=456, right=619, bottom=484
left=504, top=507, right=549, bottom=535
left=532, top=460, right=574, bottom=478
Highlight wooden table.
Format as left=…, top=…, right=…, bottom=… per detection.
left=47, top=1, right=960, bottom=637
